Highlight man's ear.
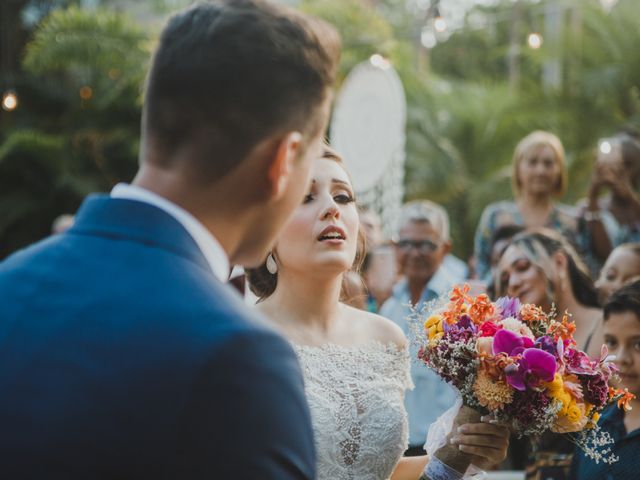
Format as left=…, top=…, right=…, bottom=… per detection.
left=266, top=131, right=303, bottom=200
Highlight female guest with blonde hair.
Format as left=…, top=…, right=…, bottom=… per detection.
left=474, top=131, right=579, bottom=282
left=248, top=145, right=509, bottom=480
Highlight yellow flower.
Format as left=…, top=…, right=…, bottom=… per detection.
left=544, top=373, right=564, bottom=394
left=425, top=315, right=443, bottom=330
left=566, top=402, right=582, bottom=423
left=584, top=402, right=594, bottom=415
left=473, top=370, right=513, bottom=410
left=426, top=315, right=444, bottom=342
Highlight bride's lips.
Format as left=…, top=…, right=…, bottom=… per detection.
left=317, top=225, right=347, bottom=244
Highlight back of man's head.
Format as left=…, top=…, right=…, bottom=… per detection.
left=142, top=0, right=340, bottom=182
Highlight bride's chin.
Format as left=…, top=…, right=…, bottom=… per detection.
left=309, top=257, right=353, bottom=275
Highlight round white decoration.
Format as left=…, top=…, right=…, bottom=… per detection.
left=330, top=56, right=406, bottom=193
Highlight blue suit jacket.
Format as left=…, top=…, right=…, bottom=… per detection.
left=0, top=195, right=316, bottom=479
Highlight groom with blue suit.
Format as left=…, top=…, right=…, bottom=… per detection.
left=0, top=1, right=340, bottom=478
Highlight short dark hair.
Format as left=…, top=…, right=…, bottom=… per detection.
left=143, top=0, right=340, bottom=181
left=604, top=280, right=640, bottom=321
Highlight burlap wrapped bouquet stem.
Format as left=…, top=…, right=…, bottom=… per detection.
left=431, top=405, right=483, bottom=477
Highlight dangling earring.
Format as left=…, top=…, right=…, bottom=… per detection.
left=266, top=252, right=278, bottom=274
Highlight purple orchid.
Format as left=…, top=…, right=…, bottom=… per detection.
left=535, top=335, right=560, bottom=358
left=493, top=329, right=557, bottom=391
left=495, top=296, right=521, bottom=319
left=492, top=328, right=534, bottom=356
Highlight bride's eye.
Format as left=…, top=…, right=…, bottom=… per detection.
left=334, top=193, right=354, bottom=204
left=303, top=193, right=314, bottom=204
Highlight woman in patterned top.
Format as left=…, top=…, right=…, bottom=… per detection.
left=474, top=131, right=581, bottom=284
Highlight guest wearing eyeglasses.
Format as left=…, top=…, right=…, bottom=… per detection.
left=379, top=200, right=461, bottom=457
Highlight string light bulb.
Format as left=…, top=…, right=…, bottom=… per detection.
left=370, top=54, right=390, bottom=70
left=527, top=32, right=543, bottom=49
left=433, top=5, right=447, bottom=33
left=599, top=140, right=612, bottom=155
left=79, top=86, right=93, bottom=100
left=2, top=90, right=18, bottom=111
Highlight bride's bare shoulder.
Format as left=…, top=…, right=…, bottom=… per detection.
left=344, top=304, right=407, bottom=350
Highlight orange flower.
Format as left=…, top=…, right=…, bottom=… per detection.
left=519, top=303, right=548, bottom=323
left=450, top=284, right=472, bottom=305
left=615, top=388, right=635, bottom=412
left=480, top=352, right=516, bottom=381
left=468, top=294, right=496, bottom=325
left=547, top=312, right=577, bottom=345
left=442, top=285, right=472, bottom=325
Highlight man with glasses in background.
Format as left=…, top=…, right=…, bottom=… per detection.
left=380, top=200, right=461, bottom=457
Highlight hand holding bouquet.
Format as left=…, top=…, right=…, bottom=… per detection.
left=414, top=284, right=634, bottom=475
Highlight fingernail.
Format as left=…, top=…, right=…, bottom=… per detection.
left=457, top=426, right=468, bottom=433
left=450, top=437, right=459, bottom=444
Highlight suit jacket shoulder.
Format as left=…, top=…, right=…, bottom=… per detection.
left=0, top=195, right=315, bottom=479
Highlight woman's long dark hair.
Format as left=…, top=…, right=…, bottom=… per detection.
left=506, top=228, right=599, bottom=309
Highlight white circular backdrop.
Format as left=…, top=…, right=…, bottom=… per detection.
left=331, top=57, right=406, bottom=193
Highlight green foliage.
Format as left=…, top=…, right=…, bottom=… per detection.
left=0, top=6, right=149, bottom=257
left=403, top=0, right=640, bottom=256
left=300, top=0, right=398, bottom=79
left=23, top=6, right=148, bottom=109
left=2, top=0, right=639, bottom=261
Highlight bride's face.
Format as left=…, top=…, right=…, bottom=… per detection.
left=274, top=157, right=359, bottom=276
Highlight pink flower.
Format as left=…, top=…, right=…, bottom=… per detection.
left=479, top=321, right=501, bottom=338
left=493, top=329, right=557, bottom=391
left=492, top=328, right=534, bottom=356
left=504, top=348, right=557, bottom=391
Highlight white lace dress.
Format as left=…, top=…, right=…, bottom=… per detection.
left=294, top=341, right=413, bottom=480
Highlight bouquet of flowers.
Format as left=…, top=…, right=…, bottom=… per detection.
left=413, top=284, right=634, bottom=471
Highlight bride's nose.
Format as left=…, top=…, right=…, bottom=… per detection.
left=321, top=199, right=340, bottom=220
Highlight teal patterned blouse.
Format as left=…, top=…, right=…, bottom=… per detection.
left=473, top=200, right=582, bottom=282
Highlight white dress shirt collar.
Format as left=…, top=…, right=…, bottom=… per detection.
left=111, top=183, right=229, bottom=282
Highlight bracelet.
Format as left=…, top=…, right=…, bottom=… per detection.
left=421, top=457, right=465, bottom=480
left=583, top=209, right=602, bottom=222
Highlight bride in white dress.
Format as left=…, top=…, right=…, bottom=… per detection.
left=247, top=146, right=508, bottom=480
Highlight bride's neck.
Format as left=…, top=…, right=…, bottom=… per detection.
left=262, top=269, right=344, bottom=334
